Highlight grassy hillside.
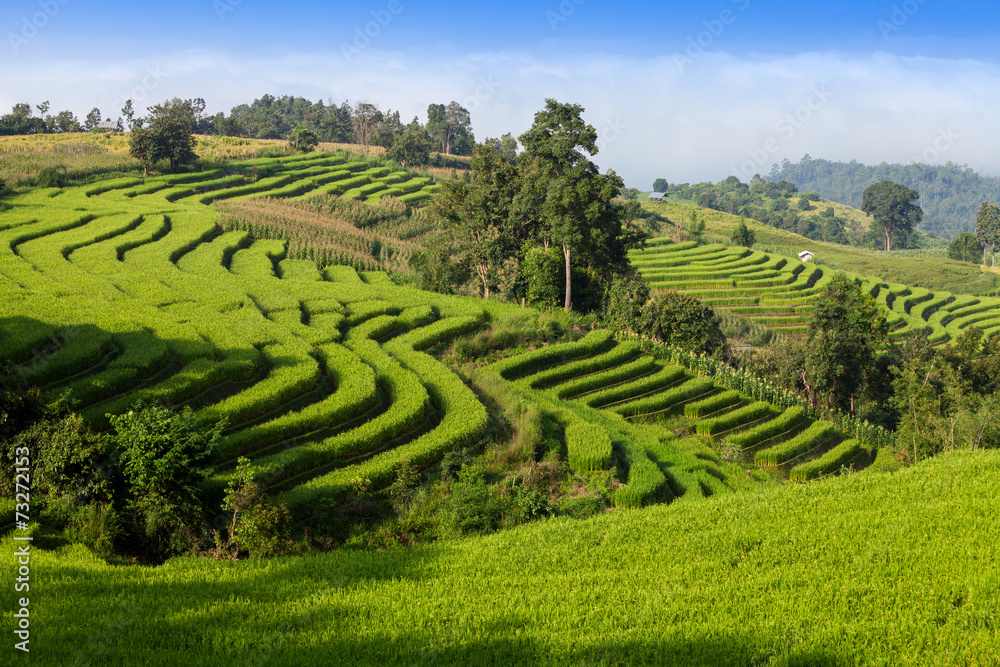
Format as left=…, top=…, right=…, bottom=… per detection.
left=646, top=200, right=1000, bottom=296
left=0, top=132, right=464, bottom=188
left=4, top=449, right=998, bottom=665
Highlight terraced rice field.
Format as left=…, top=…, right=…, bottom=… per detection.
left=631, top=239, right=1000, bottom=342
left=482, top=331, right=873, bottom=496
left=0, top=163, right=877, bottom=526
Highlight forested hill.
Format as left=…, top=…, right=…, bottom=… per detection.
left=767, top=157, right=1000, bottom=239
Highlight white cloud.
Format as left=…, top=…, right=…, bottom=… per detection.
left=2, top=47, right=999, bottom=188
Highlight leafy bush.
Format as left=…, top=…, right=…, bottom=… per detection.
left=112, top=404, right=225, bottom=560
left=35, top=165, right=68, bottom=188
left=638, top=290, right=727, bottom=356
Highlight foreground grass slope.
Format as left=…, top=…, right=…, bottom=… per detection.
left=4, top=449, right=998, bottom=665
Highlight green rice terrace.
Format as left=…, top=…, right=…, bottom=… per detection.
left=2, top=153, right=999, bottom=665
left=0, top=152, right=892, bottom=535
left=631, top=238, right=1000, bottom=342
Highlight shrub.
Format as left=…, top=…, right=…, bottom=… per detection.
left=638, top=290, right=727, bottom=356
left=112, top=404, right=225, bottom=560
left=35, top=165, right=68, bottom=188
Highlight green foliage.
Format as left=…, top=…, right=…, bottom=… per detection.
left=521, top=244, right=564, bottom=307
left=976, top=201, right=1000, bottom=267
left=288, top=125, right=319, bottom=153
left=386, top=122, right=434, bottom=168
left=730, top=215, right=755, bottom=247
left=130, top=98, right=199, bottom=172
left=601, top=273, right=650, bottom=333
left=652, top=177, right=669, bottom=192
left=770, top=156, right=1000, bottom=239
left=638, top=289, right=726, bottom=355
left=802, top=273, right=889, bottom=412
left=892, top=328, right=1000, bottom=461
left=35, top=164, right=67, bottom=187
left=217, top=457, right=293, bottom=559
left=111, top=404, right=224, bottom=559
left=948, top=231, right=984, bottom=263
left=861, top=180, right=924, bottom=252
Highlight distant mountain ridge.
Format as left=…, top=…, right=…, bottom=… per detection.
left=767, top=157, right=1000, bottom=240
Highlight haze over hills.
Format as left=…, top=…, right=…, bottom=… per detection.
left=767, top=156, right=1000, bottom=239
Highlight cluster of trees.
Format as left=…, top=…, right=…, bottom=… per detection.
left=3, top=95, right=477, bottom=170
left=0, top=101, right=115, bottom=134
left=677, top=175, right=929, bottom=251
left=768, top=155, right=1000, bottom=239
left=420, top=99, right=645, bottom=314
left=738, top=271, right=1000, bottom=453
left=676, top=176, right=856, bottom=245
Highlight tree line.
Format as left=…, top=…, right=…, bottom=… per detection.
left=768, top=155, right=1000, bottom=240
left=1, top=95, right=479, bottom=168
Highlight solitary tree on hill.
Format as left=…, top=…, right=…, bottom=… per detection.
left=861, top=180, right=922, bottom=252
left=128, top=98, right=198, bottom=174
left=731, top=216, right=755, bottom=247
left=517, top=99, right=624, bottom=311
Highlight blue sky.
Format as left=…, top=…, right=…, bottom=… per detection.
left=2, top=0, right=999, bottom=187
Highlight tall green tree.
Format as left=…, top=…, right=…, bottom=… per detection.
left=129, top=98, right=198, bottom=172
left=386, top=119, right=434, bottom=168
left=975, top=201, right=1000, bottom=267
left=351, top=102, right=381, bottom=157
left=802, top=274, right=889, bottom=412
left=730, top=215, right=755, bottom=247
left=652, top=178, right=669, bottom=192
left=516, top=99, right=625, bottom=311
left=860, top=180, right=923, bottom=252
left=948, top=231, right=984, bottom=263
left=288, top=125, right=318, bottom=153
left=483, top=133, right=517, bottom=163
left=427, top=102, right=474, bottom=155
left=433, top=143, right=521, bottom=298
left=84, top=108, right=102, bottom=131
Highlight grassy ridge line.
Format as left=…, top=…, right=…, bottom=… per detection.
left=6, top=450, right=999, bottom=664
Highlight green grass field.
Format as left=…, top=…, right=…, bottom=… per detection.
left=3, top=449, right=998, bottom=665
